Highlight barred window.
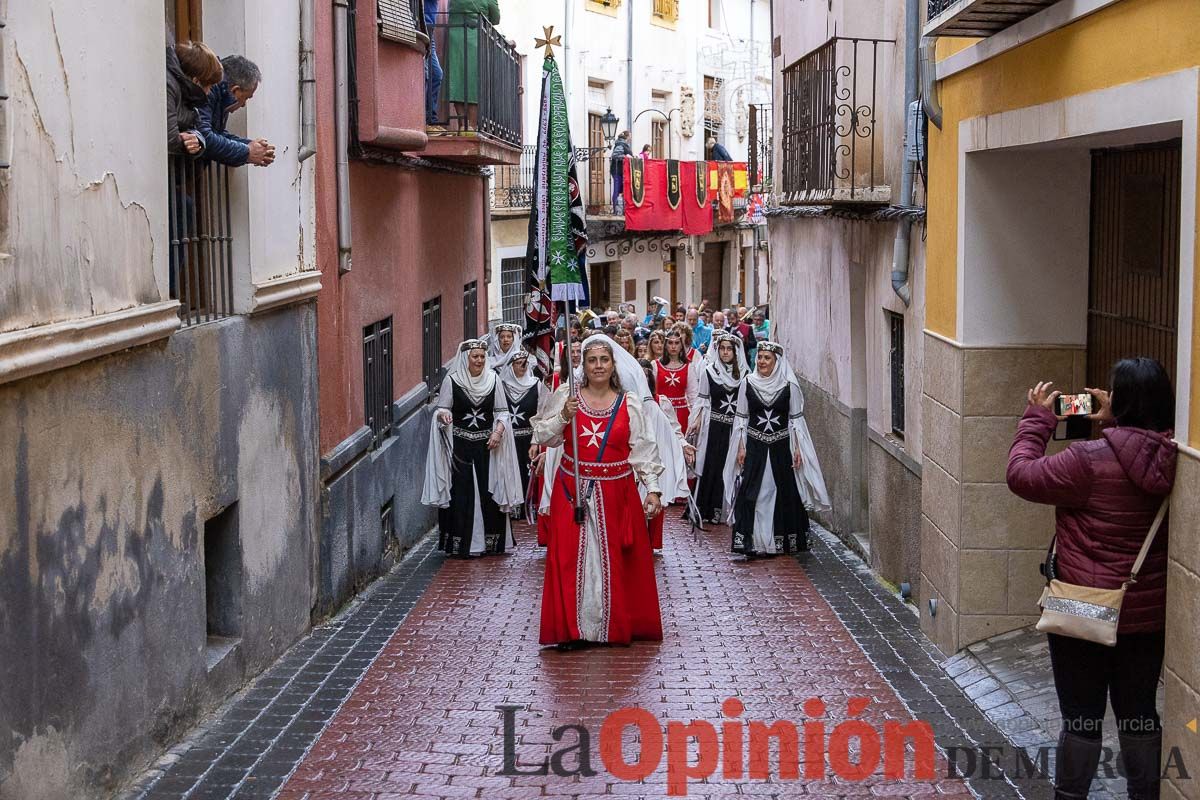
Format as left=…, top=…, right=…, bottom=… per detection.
left=886, top=311, right=905, bottom=436
left=462, top=281, right=478, bottom=340
left=652, top=0, right=678, bottom=22
left=363, top=317, right=395, bottom=448
left=500, top=258, right=526, bottom=327
left=422, top=296, right=443, bottom=389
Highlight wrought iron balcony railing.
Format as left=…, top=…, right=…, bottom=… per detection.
left=492, top=145, right=536, bottom=209
left=427, top=12, right=521, bottom=148
left=168, top=155, right=235, bottom=326
left=780, top=36, right=893, bottom=205
left=748, top=104, right=773, bottom=197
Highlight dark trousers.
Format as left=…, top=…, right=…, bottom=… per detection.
left=1047, top=631, right=1164, bottom=740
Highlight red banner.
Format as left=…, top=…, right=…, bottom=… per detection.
left=624, top=158, right=681, bottom=231
left=680, top=161, right=714, bottom=235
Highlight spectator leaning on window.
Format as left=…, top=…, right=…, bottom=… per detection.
left=198, top=55, right=275, bottom=167
left=167, top=40, right=223, bottom=157
left=610, top=131, right=632, bottom=211
left=424, top=0, right=444, bottom=127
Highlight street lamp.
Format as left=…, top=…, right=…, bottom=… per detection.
left=601, top=108, right=620, bottom=149
left=632, top=107, right=681, bottom=160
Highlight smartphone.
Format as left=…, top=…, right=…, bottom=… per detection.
left=1055, top=392, right=1095, bottom=416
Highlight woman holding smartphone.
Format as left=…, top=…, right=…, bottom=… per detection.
left=1007, top=358, right=1176, bottom=800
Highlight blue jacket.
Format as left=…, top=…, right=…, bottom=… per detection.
left=691, top=322, right=713, bottom=352
left=711, top=142, right=733, bottom=161
left=424, top=0, right=439, bottom=26
left=198, top=81, right=251, bottom=167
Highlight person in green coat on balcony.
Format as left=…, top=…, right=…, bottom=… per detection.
left=446, top=0, right=501, bottom=130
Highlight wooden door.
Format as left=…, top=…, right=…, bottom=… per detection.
left=588, top=113, right=606, bottom=212
left=1087, top=140, right=1181, bottom=387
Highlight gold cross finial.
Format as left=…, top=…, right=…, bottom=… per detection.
left=535, top=25, right=562, bottom=59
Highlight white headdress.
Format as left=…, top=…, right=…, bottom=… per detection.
left=745, top=341, right=796, bottom=406
left=580, top=334, right=652, bottom=402
left=705, top=332, right=749, bottom=389
left=449, top=339, right=497, bottom=404
left=487, top=323, right=523, bottom=368
left=498, top=349, right=538, bottom=399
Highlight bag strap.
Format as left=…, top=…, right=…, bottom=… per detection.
left=1127, top=495, right=1171, bottom=585
left=593, top=393, right=625, bottom=464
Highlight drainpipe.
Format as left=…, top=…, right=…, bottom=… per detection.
left=334, top=0, right=353, bottom=272
left=919, top=36, right=943, bottom=130
left=298, top=0, right=317, bottom=162
left=626, top=0, right=634, bottom=137
left=563, top=0, right=571, bottom=90
left=889, top=0, right=919, bottom=307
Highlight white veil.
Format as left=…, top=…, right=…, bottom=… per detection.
left=580, top=334, right=652, bottom=401
left=704, top=332, right=750, bottom=389
left=449, top=339, right=497, bottom=404
left=487, top=323, right=523, bottom=370
left=498, top=350, right=538, bottom=400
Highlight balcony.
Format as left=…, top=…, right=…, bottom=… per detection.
left=748, top=103, right=773, bottom=198
left=779, top=37, right=893, bottom=206
left=168, top=155, right=235, bottom=327
left=491, top=145, right=535, bottom=213
left=925, top=0, right=1060, bottom=38
left=425, top=12, right=522, bottom=166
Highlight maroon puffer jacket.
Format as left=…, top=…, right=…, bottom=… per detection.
left=1006, top=405, right=1176, bottom=633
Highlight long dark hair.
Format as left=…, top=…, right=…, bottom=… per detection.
left=639, top=358, right=657, bottom=394
left=1110, top=357, right=1174, bottom=432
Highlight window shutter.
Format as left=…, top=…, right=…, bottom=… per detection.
left=378, top=0, right=422, bottom=46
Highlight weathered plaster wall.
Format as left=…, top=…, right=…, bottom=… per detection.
left=0, top=0, right=168, bottom=333
left=0, top=310, right=319, bottom=799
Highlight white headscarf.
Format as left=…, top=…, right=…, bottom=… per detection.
left=449, top=339, right=498, bottom=404
left=487, top=323, right=523, bottom=370
left=705, top=332, right=749, bottom=389
left=580, top=334, right=652, bottom=402
left=745, top=342, right=796, bottom=406
left=498, top=350, right=538, bottom=400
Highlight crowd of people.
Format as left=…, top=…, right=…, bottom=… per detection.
left=420, top=299, right=830, bottom=653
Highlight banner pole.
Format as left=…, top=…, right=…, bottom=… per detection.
left=564, top=299, right=585, bottom=524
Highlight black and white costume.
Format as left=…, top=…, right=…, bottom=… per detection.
left=487, top=323, right=524, bottom=371
left=498, top=353, right=548, bottom=509
left=723, top=342, right=830, bottom=555
left=689, top=333, right=749, bottom=523
left=422, top=340, right=524, bottom=556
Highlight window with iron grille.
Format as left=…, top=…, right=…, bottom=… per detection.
left=422, top=296, right=443, bottom=389
left=463, top=281, right=479, bottom=339
left=500, top=257, right=526, bottom=327
left=363, top=317, right=394, bottom=448
left=168, top=156, right=236, bottom=326
left=887, top=311, right=905, bottom=436
left=651, top=120, right=667, bottom=160
left=377, top=0, right=423, bottom=46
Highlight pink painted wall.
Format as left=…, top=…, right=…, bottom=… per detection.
left=316, top=0, right=487, bottom=455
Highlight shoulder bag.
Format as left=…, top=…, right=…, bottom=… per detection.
left=1036, top=495, right=1170, bottom=646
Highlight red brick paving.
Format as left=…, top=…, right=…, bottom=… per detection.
left=278, top=517, right=972, bottom=799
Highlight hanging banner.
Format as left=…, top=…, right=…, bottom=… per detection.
left=680, top=160, right=714, bottom=236
left=624, top=158, right=683, bottom=231
left=629, top=156, right=646, bottom=207
left=665, top=160, right=682, bottom=209
left=708, top=162, right=750, bottom=198
left=715, top=162, right=737, bottom=224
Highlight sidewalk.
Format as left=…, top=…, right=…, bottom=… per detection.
left=942, top=625, right=1166, bottom=800
left=123, top=515, right=1053, bottom=799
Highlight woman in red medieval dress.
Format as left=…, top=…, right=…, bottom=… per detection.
left=533, top=335, right=665, bottom=649
left=653, top=326, right=700, bottom=434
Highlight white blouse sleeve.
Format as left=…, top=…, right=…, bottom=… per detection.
left=531, top=384, right=571, bottom=447
left=492, top=382, right=510, bottom=431
left=626, top=393, right=664, bottom=495
left=686, top=358, right=701, bottom=407
left=436, top=375, right=454, bottom=409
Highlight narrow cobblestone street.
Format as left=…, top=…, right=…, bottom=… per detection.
left=127, top=516, right=1056, bottom=800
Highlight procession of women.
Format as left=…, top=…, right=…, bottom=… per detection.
left=421, top=311, right=830, bottom=651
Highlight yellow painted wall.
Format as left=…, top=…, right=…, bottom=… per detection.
left=925, top=0, right=1200, bottom=441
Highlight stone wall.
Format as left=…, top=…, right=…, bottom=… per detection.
left=0, top=308, right=319, bottom=799
left=919, top=333, right=1082, bottom=654
left=1164, top=448, right=1200, bottom=800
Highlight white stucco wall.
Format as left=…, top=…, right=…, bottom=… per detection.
left=1, top=0, right=169, bottom=333
left=0, top=0, right=315, bottom=336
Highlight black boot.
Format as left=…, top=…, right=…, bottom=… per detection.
left=1055, top=731, right=1102, bottom=799
left=1119, top=732, right=1161, bottom=800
